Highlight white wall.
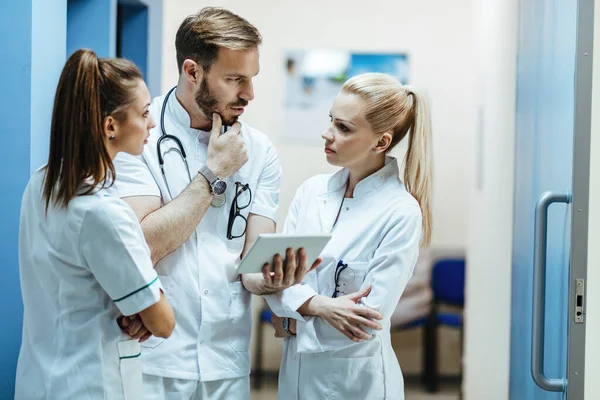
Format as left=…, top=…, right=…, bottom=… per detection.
left=585, top=0, right=600, bottom=396
left=161, top=0, right=475, bottom=250
left=463, top=0, right=517, bottom=399
left=155, top=2, right=600, bottom=396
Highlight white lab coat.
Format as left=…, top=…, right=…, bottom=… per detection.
left=112, top=92, right=281, bottom=383
left=15, top=169, right=162, bottom=400
left=265, top=157, right=421, bottom=400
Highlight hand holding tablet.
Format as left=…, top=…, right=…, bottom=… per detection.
left=236, top=233, right=332, bottom=275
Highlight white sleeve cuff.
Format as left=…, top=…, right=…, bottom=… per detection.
left=113, top=275, right=162, bottom=316
left=265, top=284, right=318, bottom=320
left=248, top=204, right=278, bottom=224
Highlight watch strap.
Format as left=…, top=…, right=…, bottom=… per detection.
left=198, top=165, right=219, bottom=185
left=282, top=317, right=296, bottom=336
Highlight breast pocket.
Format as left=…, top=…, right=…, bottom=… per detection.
left=326, top=353, right=385, bottom=400
left=337, top=261, right=369, bottom=296
left=218, top=180, right=257, bottom=248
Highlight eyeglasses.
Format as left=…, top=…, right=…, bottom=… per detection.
left=227, top=182, right=252, bottom=240
left=332, top=260, right=348, bottom=298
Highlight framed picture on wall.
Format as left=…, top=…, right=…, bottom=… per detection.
left=283, top=50, right=409, bottom=144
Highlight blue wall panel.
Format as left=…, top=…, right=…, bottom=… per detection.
left=0, top=1, right=66, bottom=396
left=67, top=0, right=117, bottom=57
left=31, top=0, right=67, bottom=172
left=0, top=0, right=162, bottom=395
left=119, top=3, right=149, bottom=80
left=0, top=3, right=32, bottom=397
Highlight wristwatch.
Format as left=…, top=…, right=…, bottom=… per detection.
left=198, top=165, right=227, bottom=196
left=282, top=317, right=296, bottom=336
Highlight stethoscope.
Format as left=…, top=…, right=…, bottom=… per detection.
left=157, top=86, right=225, bottom=207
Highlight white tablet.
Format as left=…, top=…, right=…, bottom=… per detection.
left=236, top=233, right=332, bottom=274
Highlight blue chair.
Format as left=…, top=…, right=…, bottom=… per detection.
left=394, top=257, right=465, bottom=393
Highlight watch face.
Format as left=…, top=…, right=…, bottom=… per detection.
left=213, top=180, right=227, bottom=196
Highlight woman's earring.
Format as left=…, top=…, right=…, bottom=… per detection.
left=371, top=149, right=377, bottom=154
left=109, top=135, right=116, bottom=141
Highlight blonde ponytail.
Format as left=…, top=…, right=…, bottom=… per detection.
left=403, top=89, right=433, bottom=246
left=342, top=73, right=433, bottom=246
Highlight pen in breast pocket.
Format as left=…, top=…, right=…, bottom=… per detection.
left=332, top=260, right=348, bottom=298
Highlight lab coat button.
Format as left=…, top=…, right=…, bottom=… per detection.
left=204, top=290, right=209, bottom=295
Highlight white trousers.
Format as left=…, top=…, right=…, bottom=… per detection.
left=142, top=374, right=250, bottom=400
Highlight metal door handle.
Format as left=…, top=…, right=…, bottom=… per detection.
left=531, top=190, right=571, bottom=392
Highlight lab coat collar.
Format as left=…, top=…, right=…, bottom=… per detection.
left=166, top=87, right=210, bottom=139
left=323, top=156, right=400, bottom=198
left=77, top=171, right=118, bottom=196
left=354, top=156, right=399, bottom=198
left=317, top=157, right=399, bottom=231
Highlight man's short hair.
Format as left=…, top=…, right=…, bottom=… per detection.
left=175, top=7, right=262, bottom=73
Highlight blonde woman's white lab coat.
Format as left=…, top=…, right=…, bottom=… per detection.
left=265, top=157, right=421, bottom=400
left=15, top=169, right=162, bottom=400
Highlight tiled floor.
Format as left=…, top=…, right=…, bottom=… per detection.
left=250, top=379, right=460, bottom=400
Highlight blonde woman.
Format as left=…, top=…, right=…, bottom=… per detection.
left=266, top=73, right=433, bottom=400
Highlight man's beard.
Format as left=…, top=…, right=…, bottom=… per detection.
left=195, top=79, right=248, bottom=127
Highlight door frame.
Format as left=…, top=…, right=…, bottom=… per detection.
left=567, top=0, right=594, bottom=398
